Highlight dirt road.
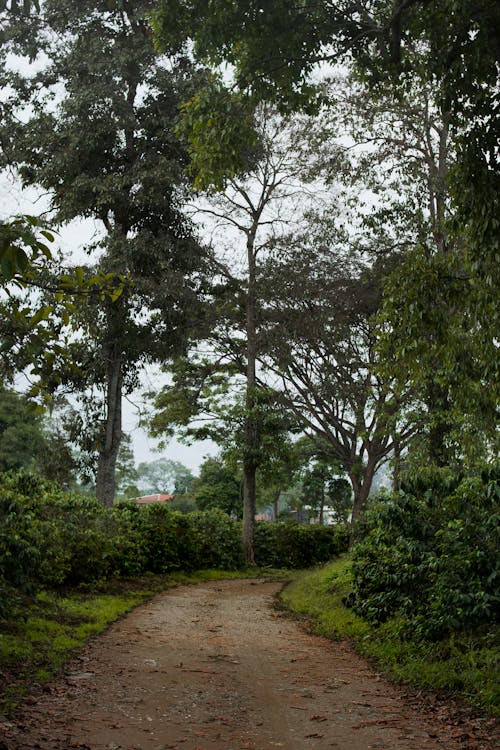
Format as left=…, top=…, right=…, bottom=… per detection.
left=1, top=580, right=496, bottom=750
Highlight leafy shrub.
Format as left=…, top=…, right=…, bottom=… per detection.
left=0, top=472, right=66, bottom=594
left=348, top=466, right=500, bottom=638
left=189, top=509, right=244, bottom=570
left=0, top=471, right=349, bottom=605
left=254, top=521, right=349, bottom=568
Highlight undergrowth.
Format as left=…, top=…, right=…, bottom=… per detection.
left=280, top=556, right=499, bottom=717
left=0, top=582, right=155, bottom=716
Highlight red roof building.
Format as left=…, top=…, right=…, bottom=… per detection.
left=133, top=494, right=174, bottom=505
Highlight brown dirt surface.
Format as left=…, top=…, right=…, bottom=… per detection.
left=0, top=579, right=498, bottom=750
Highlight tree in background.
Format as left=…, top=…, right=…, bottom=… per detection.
left=149, top=107, right=330, bottom=559
left=1, top=1, right=210, bottom=505
left=259, top=237, right=416, bottom=522
left=192, top=456, right=242, bottom=518
left=36, top=417, right=79, bottom=490
left=300, top=457, right=352, bottom=526
left=152, top=0, right=499, bottom=478
left=0, top=389, right=81, bottom=487
left=152, top=0, right=499, bottom=273
left=0, top=388, right=44, bottom=472
left=135, top=457, right=195, bottom=496
left=113, top=435, right=139, bottom=501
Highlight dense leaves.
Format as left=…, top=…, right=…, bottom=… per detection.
left=0, top=471, right=349, bottom=618
left=0, top=0, right=210, bottom=503
left=347, top=467, right=500, bottom=638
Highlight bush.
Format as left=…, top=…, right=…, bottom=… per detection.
left=254, top=521, right=349, bottom=568
left=347, top=466, right=500, bottom=638
left=189, top=509, right=244, bottom=570
left=0, top=471, right=350, bottom=606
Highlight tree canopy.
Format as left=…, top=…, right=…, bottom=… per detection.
left=1, top=0, right=211, bottom=504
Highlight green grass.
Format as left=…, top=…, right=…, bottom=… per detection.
left=0, top=580, right=164, bottom=715
left=280, top=555, right=500, bottom=717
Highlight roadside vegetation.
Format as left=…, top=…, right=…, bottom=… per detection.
left=0, top=469, right=346, bottom=715
left=0, top=582, right=156, bottom=715
left=1, top=467, right=498, bottom=720
left=0, top=0, right=498, bottom=732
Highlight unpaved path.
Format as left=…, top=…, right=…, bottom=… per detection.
left=1, top=580, right=497, bottom=750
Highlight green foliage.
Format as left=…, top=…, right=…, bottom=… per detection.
left=135, top=457, right=195, bottom=496
left=0, top=470, right=350, bottom=613
left=300, top=458, right=352, bottom=523
left=254, top=521, right=349, bottom=569
left=0, top=388, right=45, bottom=471
left=192, top=456, right=242, bottom=518
left=1, top=0, right=210, bottom=502
left=175, top=76, right=260, bottom=191
left=280, top=557, right=369, bottom=640
left=0, top=216, right=52, bottom=283
left=0, top=472, right=120, bottom=596
left=125, top=503, right=195, bottom=574
left=377, top=246, right=499, bottom=467
left=347, top=466, right=500, bottom=638
left=152, top=0, right=325, bottom=109
left=0, top=585, right=155, bottom=715
left=189, top=509, right=244, bottom=570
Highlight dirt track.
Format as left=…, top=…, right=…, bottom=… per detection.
left=1, top=579, right=497, bottom=750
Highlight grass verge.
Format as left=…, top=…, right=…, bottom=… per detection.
left=280, top=555, right=499, bottom=718
left=0, top=568, right=286, bottom=717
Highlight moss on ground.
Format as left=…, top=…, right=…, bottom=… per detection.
left=0, top=584, right=154, bottom=715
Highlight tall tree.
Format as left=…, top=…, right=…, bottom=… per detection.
left=259, top=239, right=416, bottom=523
left=328, top=72, right=498, bottom=467
left=300, top=458, right=351, bottom=526
left=1, top=1, right=209, bottom=505
left=135, top=457, right=195, bottom=496
left=152, top=0, right=499, bottom=467
left=152, top=1, right=499, bottom=220
left=149, top=107, right=329, bottom=560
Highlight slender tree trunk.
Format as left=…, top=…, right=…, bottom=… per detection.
left=319, top=478, right=325, bottom=525
left=95, top=352, right=123, bottom=507
left=242, top=228, right=258, bottom=564
left=242, top=464, right=256, bottom=563
left=273, top=489, right=280, bottom=522
left=392, top=437, right=401, bottom=492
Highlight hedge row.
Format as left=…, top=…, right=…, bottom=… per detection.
left=347, top=466, right=500, bottom=639
left=0, top=472, right=349, bottom=614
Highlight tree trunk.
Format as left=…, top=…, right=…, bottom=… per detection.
left=319, top=478, right=325, bottom=525
left=349, top=458, right=376, bottom=528
left=350, top=479, right=368, bottom=526
left=242, top=227, right=258, bottom=564
left=392, top=437, right=401, bottom=492
left=95, top=347, right=123, bottom=508
left=273, top=489, right=280, bottom=522
left=242, top=463, right=256, bottom=564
